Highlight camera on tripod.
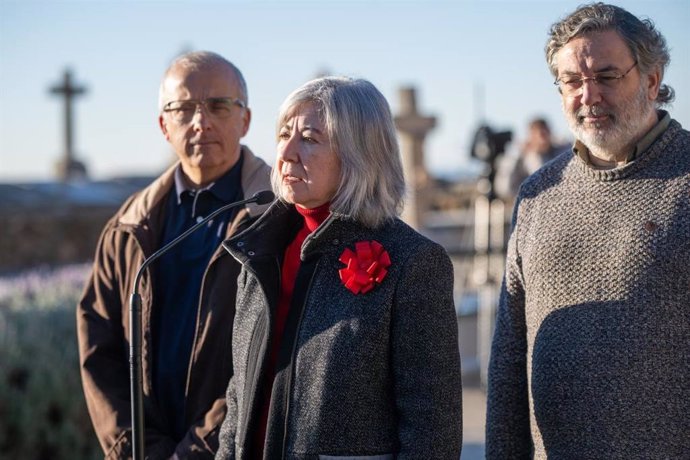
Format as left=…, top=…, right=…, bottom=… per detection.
left=470, top=125, right=513, bottom=163
left=470, top=124, right=513, bottom=200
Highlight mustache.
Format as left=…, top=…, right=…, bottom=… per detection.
left=577, top=105, right=613, bottom=120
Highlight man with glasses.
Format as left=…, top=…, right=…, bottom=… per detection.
left=487, top=4, right=689, bottom=458
left=77, top=51, right=271, bottom=459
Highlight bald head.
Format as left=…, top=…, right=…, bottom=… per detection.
left=157, top=50, right=251, bottom=187
left=158, top=51, right=248, bottom=111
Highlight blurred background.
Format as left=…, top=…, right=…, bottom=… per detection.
left=1, top=0, right=687, bottom=458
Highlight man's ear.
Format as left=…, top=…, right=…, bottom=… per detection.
left=159, top=114, right=171, bottom=141
left=241, top=107, right=252, bottom=137
left=645, top=66, right=662, bottom=101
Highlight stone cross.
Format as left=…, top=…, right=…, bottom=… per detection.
left=50, top=68, right=88, bottom=181
left=394, top=87, right=436, bottom=229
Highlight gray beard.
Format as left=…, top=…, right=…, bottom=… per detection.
left=564, top=84, right=655, bottom=161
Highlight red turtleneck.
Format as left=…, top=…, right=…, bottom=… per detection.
left=254, top=202, right=330, bottom=456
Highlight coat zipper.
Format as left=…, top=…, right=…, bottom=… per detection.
left=242, top=257, right=281, bottom=450
left=241, top=308, right=266, bottom=444
left=182, top=210, right=247, bottom=421
left=280, top=260, right=320, bottom=459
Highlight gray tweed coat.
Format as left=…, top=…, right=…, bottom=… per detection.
left=215, top=200, right=463, bottom=460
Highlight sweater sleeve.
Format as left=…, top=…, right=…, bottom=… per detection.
left=391, top=241, right=463, bottom=459
left=485, top=213, right=532, bottom=459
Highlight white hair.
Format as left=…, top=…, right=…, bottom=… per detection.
left=271, top=76, right=405, bottom=229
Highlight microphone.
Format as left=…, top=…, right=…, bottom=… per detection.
left=128, top=190, right=274, bottom=459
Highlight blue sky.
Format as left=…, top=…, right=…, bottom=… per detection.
left=1, top=0, right=688, bottom=182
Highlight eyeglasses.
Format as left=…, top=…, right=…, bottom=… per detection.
left=162, top=97, right=246, bottom=123
left=554, top=61, right=638, bottom=96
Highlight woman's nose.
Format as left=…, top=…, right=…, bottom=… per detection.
left=278, top=135, right=300, bottom=162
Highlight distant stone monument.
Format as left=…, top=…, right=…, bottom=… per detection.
left=394, top=87, right=436, bottom=229
left=50, top=68, right=88, bottom=182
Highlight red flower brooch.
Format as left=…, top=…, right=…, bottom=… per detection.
left=338, top=240, right=391, bottom=294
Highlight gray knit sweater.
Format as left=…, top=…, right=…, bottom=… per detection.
left=486, top=119, right=690, bottom=459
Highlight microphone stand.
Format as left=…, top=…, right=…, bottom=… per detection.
left=128, top=190, right=273, bottom=459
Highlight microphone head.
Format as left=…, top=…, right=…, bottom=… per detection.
left=252, top=190, right=275, bottom=205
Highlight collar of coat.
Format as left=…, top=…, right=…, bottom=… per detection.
left=223, top=200, right=383, bottom=265
left=117, top=145, right=271, bottom=227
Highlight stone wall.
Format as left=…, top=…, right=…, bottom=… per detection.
left=0, top=206, right=116, bottom=273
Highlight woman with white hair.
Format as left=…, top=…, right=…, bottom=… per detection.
left=216, top=76, right=463, bottom=460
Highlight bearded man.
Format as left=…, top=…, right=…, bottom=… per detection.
left=486, top=3, right=690, bottom=459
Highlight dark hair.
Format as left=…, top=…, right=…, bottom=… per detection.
left=529, top=117, right=551, bottom=133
